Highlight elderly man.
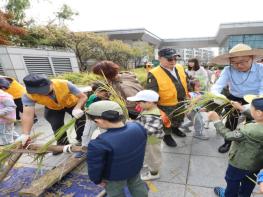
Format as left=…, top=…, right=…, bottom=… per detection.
left=19, top=74, right=87, bottom=148
left=211, top=43, right=263, bottom=153
left=146, top=48, right=188, bottom=147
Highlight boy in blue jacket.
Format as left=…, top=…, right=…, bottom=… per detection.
left=86, top=100, right=148, bottom=197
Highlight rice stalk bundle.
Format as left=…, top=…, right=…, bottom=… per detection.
left=95, top=75, right=129, bottom=120
left=169, top=92, right=235, bottom=119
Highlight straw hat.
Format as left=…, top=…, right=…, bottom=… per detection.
left=210, top=43, right=263, bottom=65
left=244, top=94, right=263, bottom=103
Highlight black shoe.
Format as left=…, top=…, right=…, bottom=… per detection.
left=163, top=135, right=177, bottom=147
left=218, top=142, right=231, bottom=153
left=172, top=127, right=186, bottom=137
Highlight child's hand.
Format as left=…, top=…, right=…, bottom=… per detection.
left=199, top=108, right=207, bottom=112
left=231, top=101, right=244, bottom=111
left=260, top=182, right=263, bottom=193
left=99, top=180, right=107, bottom=188
left=207, top=111, right=221, bottom=121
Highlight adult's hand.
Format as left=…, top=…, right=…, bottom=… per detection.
left=72, top=108, right=84, bottom=119
left=15, top=134, right=31, bottom=146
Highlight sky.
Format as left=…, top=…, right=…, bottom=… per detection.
left=1, top=0, right=263, bottom=39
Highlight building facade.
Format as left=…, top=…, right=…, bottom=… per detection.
left=0, top=46, right=79, bottom=83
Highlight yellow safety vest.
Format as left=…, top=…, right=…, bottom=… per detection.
left=27, top=79, right=78, bottom=110
left=2, top=77, right=26, bottom=99
left=150, top=65, right=188, bottom=106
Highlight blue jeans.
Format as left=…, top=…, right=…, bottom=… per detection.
left=225, top=164, right=258, bottom=197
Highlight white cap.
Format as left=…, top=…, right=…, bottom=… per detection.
left=127, top=90, right=159, bottom=102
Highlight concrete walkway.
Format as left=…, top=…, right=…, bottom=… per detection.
left=14, top=108, right=261, bottom=197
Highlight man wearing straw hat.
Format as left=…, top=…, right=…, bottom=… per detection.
left=210, top=43, right=263, bottom=153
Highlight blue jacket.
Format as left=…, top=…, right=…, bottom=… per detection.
left=87, top=122, right=147, bottom=184
left=258, top=171, right=263, bottom=183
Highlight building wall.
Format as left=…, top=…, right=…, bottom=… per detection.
left=219, top=34, right=263, bottom=55
left=0, top=46, right=79, bottom=83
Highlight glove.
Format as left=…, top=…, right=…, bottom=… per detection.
left=15, top=134, right=30, bottom=146
left=72, top=109, right=84, bottom=119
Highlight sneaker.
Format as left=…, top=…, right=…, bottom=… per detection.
left=172, top=128, right=186, bottom=137
left=141, top=171, right=160, bottom=181
left=74, top=152, right=86, bottom=158
left=214, top=187, right=225, bottom=197
left=193, top=133, right=209, bottom=140
left=163, top=135, right=177, bottom=147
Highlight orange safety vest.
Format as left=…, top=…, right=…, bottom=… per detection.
left=2, top=77, right=26, bottom=99
left=27, top=79, right=78, bottom=110
left=150, top=65, right=188, bottom=106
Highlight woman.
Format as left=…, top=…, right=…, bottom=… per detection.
left=92, top=61, right=143, bottom=119
left=186, top=58, right=209, bottom=91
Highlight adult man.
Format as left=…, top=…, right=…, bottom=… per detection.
left=146, top=48, right=188, bottom=147
left=20, top=74, right=87, bottom=146
left=0, top=76, right=26, bottom=120
left=211, top=43, right=263, bottom=153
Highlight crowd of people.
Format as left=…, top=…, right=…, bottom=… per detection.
left=0, top=43, right=263, bottom=197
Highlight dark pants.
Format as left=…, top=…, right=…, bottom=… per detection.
left=225, top=164, right=258, bottom=197
left=224, top=94, right=249, bottom=145
left=159, top=103, right=186, bottom=135
left=44, top=106, right=86, bottom=145
left=14, top=98, right=23, bottom=120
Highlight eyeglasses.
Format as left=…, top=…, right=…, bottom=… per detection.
left=166, top=57, right=177, bottom=62
left=230, top=60, right=250, bottom=67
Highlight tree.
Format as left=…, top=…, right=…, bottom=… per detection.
left=131, top=42, right=154, bottom=67
left=5, top=0, right=30, bottom=26
left=0, top=10, right=26, bottom=45
left=56, top=4, right=78, bottom=26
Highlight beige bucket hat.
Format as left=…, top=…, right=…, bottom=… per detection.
left=210, top=43, right=263, bottom=65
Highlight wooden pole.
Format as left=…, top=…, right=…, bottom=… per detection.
left=19, top=156, right=86, bottom=197
left=0, top=152, right=23, bottom=182
left=5, top=144, right=87, bottom=154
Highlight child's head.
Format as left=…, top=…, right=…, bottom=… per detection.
left=250, top=98, right=263, bottom=122
left=91, top=82, right=110, bottom=100
left=189, top=79, right=201, bottom=92
left=86, top=100, right=124, bottom=129
left=127, top=90, right=159, bottom=110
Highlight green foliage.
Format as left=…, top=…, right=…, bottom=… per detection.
left=131, top=67, right=148, bottom=87
left=130, top=41, right=154, bottom=66
left=53, top=72, right=102, bottom=85
left=5, top=0, right=30, bottom=26
left=56, top=4, right=78, bottom=25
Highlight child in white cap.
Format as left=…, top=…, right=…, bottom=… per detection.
left=128, top=90, right=165, bottom=181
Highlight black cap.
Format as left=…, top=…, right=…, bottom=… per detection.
left=0, top=78, right=11, bottom=89
left=252, top=98, right=263, bottom=111
left=158, top=48, right=181, bottom=58
left=23, top=74, right=51, bottom=95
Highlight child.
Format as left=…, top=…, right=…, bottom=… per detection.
left=86, top=100, right=148, bottom=197
left=75, top=82, right=110, bottom=158
left=0, top=89, right=18, bottom=145
left=127, top=90, right=165, bottom=181
left=208, top=97, right=263, bottom=197
left=85, top=82, right=110, bottom=108
left=181, top=79, right=208, bottom=140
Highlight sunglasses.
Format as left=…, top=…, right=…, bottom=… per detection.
left=166, top=57, right=177, bottom=62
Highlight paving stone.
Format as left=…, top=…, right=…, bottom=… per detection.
left=162, top=136, right=192, bottom=155
left=187, top=155, right=227, bottom=188
left=148, top=181, right=185, bottom=197
left=185, top=185, right=216, bottom=197
left=159, top=153, right=189, bottom=184
left=191, top=131, right=227, bottom=158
